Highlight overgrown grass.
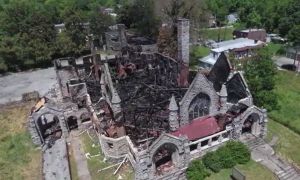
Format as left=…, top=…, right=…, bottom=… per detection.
left=199, top=27, right=234, bottom=41
left=191, top=46, right=210, bottom=58
left=190, top=46, right=211, bottom=68
left=266, top=43, right=284, bottom=56
left=0, top=102, right=42, bottom=180
left=80, top=133, right=134, bottom=180
left=68, top=145, right=79, bottom=180
left=266, top=119, right=300, bottom=166
left=206, top=160, right=276, bottom=180
left=270, top=70, right=300, bottom=135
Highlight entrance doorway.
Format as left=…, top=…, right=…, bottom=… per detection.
left=242, top=113, right=260, bottom=136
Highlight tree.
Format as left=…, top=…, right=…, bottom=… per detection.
left=62, top=6, right=88, bottom=56
left=0, top=0, right=56, bottom=70
left=244, top=48, right=278, bottom=111
left=89, top=7, right=114, bottom=44
left=54, top=32, right=78, bottom=57
left=246, top=11, right=261, bottom=28
left=288, top=25, right=300, bottom=46
left=186, top=160, right=211, bottom=180
left=117, top=0, right=159, bottom=38
left=278, top=17, right=293, bottom=37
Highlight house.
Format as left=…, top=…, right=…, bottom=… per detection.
left=54, top=23, right=90, bottom=33
left=103, top=8, right=117, bottom=17
left=233, top=29, right=267, bottom=42
left=199, top=38, right=265, bottom=68
left=54, top=23, right=65, bottom=33
left=227, top=13, right=238, bottom=24
left=208, top=14, right=217, bottom=27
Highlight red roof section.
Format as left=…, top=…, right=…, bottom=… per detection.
left=171, top=116, right=221, bottom=141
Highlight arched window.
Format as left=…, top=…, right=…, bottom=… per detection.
left=188, top=93, right=210, bottom=120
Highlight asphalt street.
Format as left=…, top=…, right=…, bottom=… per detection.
left=0, top=67, right=56, bottom=104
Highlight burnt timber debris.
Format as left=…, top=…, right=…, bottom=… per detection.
left=28, top=19, right=268, bottom=180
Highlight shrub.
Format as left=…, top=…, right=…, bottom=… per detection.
left=216, top=146, right=236, bottom=168
left=202, top=151, right=222, bottom=173
left=225, top=141, right=251, bottom=164
left=187, top=160, right=211, bottom=180
left=202, top=141, right=251, bottom=172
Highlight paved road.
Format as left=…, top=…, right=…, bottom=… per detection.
left=0, top=67, right=56, bottom=104
left=43, top=139, right=71, bottom=180
left=273, top=56, right=300, bottom=72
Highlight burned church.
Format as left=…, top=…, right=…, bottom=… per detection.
left=28, top=19, right=267, bottom=180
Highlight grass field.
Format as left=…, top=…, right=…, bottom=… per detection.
left=199, top=27, right=234, bottom=41
left=267, top=119, right=300, bottom=166
left=69, top=144, right=79, bottom=180
left=190, top=46, right=211, bottom=68
left=80, top=133, right=134, bottom=180
left=0, top=102, right=42, bottom=180
left=266, top=43, right=284, bottom=56
left=269, top=70, right=300, bottom=135
left=206, top=160, right=276, bottom=180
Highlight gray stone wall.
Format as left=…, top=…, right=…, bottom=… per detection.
left=98, top=135, right=130, bottom=159
left=177, top=18, right=189, bottom=65
left=179, top=73, right=220, bottom=125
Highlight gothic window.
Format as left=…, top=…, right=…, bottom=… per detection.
left=188, top=93, right=210, bottom=120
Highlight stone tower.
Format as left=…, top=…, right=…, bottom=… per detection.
left=177, top=18, right=190, bottom=87
left=117, top=24, right=127, bottom=48
left=111, top=88, right=122, bottom=120
left=219, top=84, right=228, bottom=114
left=169, top=95, right=179, bottom=131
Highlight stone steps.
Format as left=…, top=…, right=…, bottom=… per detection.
left=244, top=137, right=265, bottom=150
left=241, top=135, right=300, bottom=180
left=276, top=166, right=300, bottom=180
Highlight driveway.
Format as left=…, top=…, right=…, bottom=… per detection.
left=0, top=67, right=56, bottom=104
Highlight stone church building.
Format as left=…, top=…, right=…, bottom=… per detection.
left=28, top=19, right=267, bottom=180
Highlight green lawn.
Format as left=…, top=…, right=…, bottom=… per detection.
left=207, top=160, right=276, bottom=180
left=199, top=27, right=234, bottom=41
left=190, top=46, right=211, bottom=68
left=80, top=133, right=134, bottom=180
left=269, top=70, right=300, bottom=135
left=266, top=119, right=300, bottom=166
left=69, top=144, right=79, bottom=180
left=0, top=103, right=42, bottom=180
left=266, top=43, right=284, bottom=56
left=191, top=46, right=211, bottom=58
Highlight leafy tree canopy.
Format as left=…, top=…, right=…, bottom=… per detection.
left=244, top=48, right=279, bottom=111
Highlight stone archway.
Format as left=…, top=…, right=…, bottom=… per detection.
left=152, top=143, right=179, bottom=176
left=241, top=113, right=261, bottom=136
left=36, top=113, right=62, bottom=142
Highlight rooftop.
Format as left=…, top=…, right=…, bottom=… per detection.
left=171, top=116, right=221, bottom=141
left=240, top=29, right=265, bottom=33
left=211, top=38, right=264, bottom=53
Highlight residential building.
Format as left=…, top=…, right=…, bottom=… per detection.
left=233, top=29, right=267, bottom=42
left=200, top=38, right=265, bottom=68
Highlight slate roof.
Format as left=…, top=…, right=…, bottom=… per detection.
left=171, top=116, right=221, bottom=141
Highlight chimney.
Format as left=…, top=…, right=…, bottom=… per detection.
left=177, top=18, right=190, bottom=87
left=117, top=24, right=127, bottom=48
